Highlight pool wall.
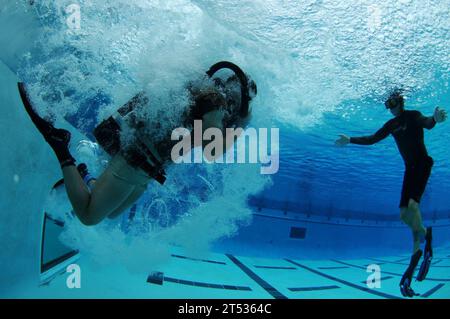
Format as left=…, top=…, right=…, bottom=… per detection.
left=0, top=1, right=56, bottom=292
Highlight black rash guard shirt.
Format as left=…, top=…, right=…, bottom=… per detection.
left=350, top=110, right=436, bottom=166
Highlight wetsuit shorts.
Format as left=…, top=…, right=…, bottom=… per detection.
left=399, top=156, right=433, bottom=208
left=109, top=154, right=151, bottom=189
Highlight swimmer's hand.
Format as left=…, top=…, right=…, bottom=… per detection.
left=434, top=107, right=447, bottom=123
left=335, top=134, right=350, bottom=147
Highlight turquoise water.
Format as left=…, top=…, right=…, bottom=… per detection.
left=0, top=0, right=449, bottom=299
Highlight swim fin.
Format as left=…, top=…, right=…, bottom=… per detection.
left=400, top=249, right=422, bottom=298
left=417, top=227, right=433, bottom=282
left=18, top=82, right=75, bottom=168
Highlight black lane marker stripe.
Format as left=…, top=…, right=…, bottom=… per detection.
left=318, top=266, right=349, bottom=270
left=254, top=266, right=297, bottom=270
left=360, top=276, right=394, bottom=284
left=432, top=259, right=442, bottom=266
left=364, top=263, right=386, bottom=266
left=421, top=284, right=445, bottom=298
left=226, top=254, right=288, bottom=299
left=163, top=277, right=251, bottom=291
left=369, top=258, right=409, bottom=266
left=289, top=285, right=340, bottom=292
left=171, top=254, right=226, bottom=265
left=285, top=259, right=400, bottom=299
left=332, top=259, right=450, bottom=282
left=432, top=259, right=442, bottom=265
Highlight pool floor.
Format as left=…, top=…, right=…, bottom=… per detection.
left=20, top=246, right=450, bottom=299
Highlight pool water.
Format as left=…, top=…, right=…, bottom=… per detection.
left=0, top=0, right=449, bottom=299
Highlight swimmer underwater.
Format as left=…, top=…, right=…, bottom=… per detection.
left=335, top=91, right=447, bottom=297
left=18, top=61, right=257, bottom=226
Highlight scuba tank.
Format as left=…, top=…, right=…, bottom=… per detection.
left=93, top=92, right=167, bottom=185
left=93, top=61, right=256, bottom=185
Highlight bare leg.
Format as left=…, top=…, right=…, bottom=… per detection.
left=409, top=199, right=427, bottom=253
left=408, top=199, right=426, bottom=234
left=87, top=179, right=96, bottom=188
left=62, top=166, right=91, bottom=216
left=400, top=199, right=427, bottom=253
left=62, top=165, right=136, bottom=225
left=77, top=168, right=146, bottom=220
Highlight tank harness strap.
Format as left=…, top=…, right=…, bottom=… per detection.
left=112, top=104, right=167, bottom=185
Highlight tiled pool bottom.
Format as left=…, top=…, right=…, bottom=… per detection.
left=23, top=247, right=450, bottom=299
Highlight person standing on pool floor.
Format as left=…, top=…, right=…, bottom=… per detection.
left=335, top=91, right=447, bottom=297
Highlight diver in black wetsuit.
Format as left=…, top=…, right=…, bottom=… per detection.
left=335, top=91, right=447, bottom=297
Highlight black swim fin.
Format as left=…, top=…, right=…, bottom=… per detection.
left=417, top=227, right=433, bottom=282
left=400, top=249, right=422, bottom=298
left=18, top=82, right=75, bottom=168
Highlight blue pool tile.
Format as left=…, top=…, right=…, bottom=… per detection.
left=421, top=284, right=445, bottom=298
left=360, top=276, right=394, bottom=284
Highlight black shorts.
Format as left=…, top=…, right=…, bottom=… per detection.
left=399, top=157, right=433, bottom=208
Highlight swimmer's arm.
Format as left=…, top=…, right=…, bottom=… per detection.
left=415, top=111, right=436, bottom=130
left=419, top=116, right=436, bottom=130
left=417, top=108, right=447, bottom=129
left=350, top=122, right=391, bottom=145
